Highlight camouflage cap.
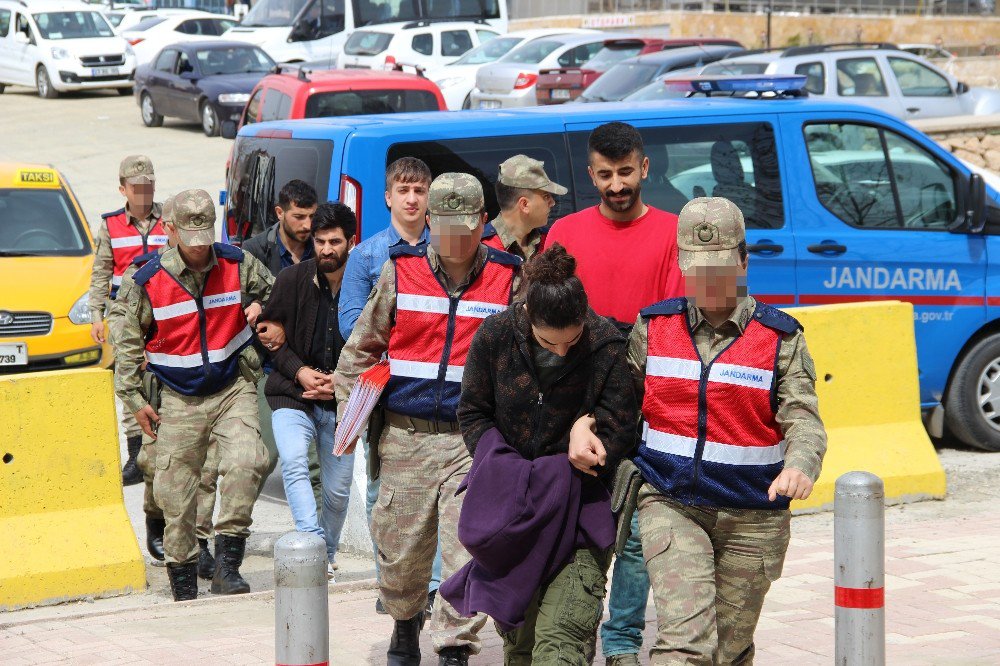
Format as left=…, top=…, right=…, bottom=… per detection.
left=498, top=154, right=568, bottom=196
left=428, top=173, right=485, bottom=230
left=677, top=197, right=745, bottom=271
left=119, top=155, right=155, bottom=184
left=171, top=189, right=215, bottom=247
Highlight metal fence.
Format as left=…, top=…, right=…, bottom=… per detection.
left=510, top=0, right=996, bottom=18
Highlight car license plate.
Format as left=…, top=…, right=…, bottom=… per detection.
left=90, top=66, right=119, bottom=77
left=478, top=100, right=501, bottom=109
left=0, top=343, right=27, bottom=366
left=552, top=89, right=571, bottom=100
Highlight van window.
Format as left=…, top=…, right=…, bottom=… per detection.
left=888, top=57, right=952, bottom=97
left=836, top=57, right=887, bottom=97
left=345, top=30, right=393, bottom=56
left=0, top=9, right=11, bottom=37
left=388, top=133, right=573, bottom=222
left=441, top=30, right=472, bottom=57
left=305, top=89, right=439, bottom=117
left=260, top=90, right=291, bottom=121
left=568, top=122, right=784, bottom=228
left=804, top=122, right=957, bottom=229
left=412, top=33, right=432, bottom=56
left=226, top=137, right=334, bottom=241
left=794, top=61, right=824, bottom=94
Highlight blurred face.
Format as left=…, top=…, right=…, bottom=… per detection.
left=430, top=215, right=485, bottom=262
left=529, top=318, right=585, bottom=358
left=276, top=202, right=317, bottom=243
left=521, top=190, right=556, bottom=229
left=588, top=150, right=649, bottom=214
left=683, top=258, right=749, bottom=313
left=313, top=227, right=354, bottom=273
left=385, top=179, right=429, bottom=228
left=120, top=180, right=155, bottom=213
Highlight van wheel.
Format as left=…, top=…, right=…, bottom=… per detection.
left=945, top=333, right=1000, bottom=451
left=140, top=92, right=163, bottom=127
left=201, top=100, right=219, bottom=137
left=462, top=94, right=471, bottom=110
left=36, top=66, right=58, bottom=99
left=0, top=84, right=6, bottom=94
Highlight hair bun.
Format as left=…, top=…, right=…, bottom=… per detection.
left=524, top=243, right=576, bottom=285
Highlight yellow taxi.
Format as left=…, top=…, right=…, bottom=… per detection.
left=0, top=163, right=110, bottom=373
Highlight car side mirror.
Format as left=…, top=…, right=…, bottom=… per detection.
left=956, top=81, right=970, bottom=95
left=220, top=120, right=238, bottom=140
left=179, top=70, right=198, bottom=82
left=955, top=172, right=987, bottom=234
left=14, top=31, right=30, bottom=45
left=288, top=20, right=314, bottom=43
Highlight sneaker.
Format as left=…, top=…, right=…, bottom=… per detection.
left=375, top=597, right=388, bottom=614
left=426, top=589, right=437, bottom=616
left=327, top=563, right=336, bottom=581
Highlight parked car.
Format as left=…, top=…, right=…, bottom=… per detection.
left=0, top=0, right=136, bottom=97
left=702, top=42, right=1000, bottom=119
left=224, top=83, right=1000, bottom=450
left=537, top=38, right=743, bottom=105
left=426, top=28, right=597, bottom=110
left=470, top=32, right=611, bottom=110
left=336, top=21, right=499, bottom=72
left=224, top=0, right=508, bottom=66
left=0, top=162, right=110, bottom=373
left=122, top=11, right=237, bottom=64
left=135, top=40, right=275, bottom=136
left=104, top=7, right=203, bottom=31
left=575, top=44, right=745, bottom=104
left=899, top=43, right=956, bottom=62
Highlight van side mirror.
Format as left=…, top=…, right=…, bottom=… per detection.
left=959, top=172, right=987, bottom=234
left=956, top=81, right=970, bottom=95
left=220, top=120, right=238, bottom=140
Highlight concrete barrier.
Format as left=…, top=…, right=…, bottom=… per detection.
left=0, top=368, right=145, bottom=611
left=787, top=301, right=947, bottom=512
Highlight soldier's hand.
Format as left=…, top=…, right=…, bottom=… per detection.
left=768, top=468, right=813, bottom=502
left=257, top=321, right=286, bottom=351
left=90, top=321, right=106, bottom=344
left=134, top=405, right=160, bottom=440
left=569, top=424, right=606, bottom=477
left=244, top=302, right=263, bottom=327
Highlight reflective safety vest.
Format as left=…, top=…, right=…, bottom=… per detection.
left=385, top=245, right=519, bottom=422
left=482, top=221, right=546, bottom=255
left=103, top=208, right=167, bottom=299
left=133, top=243, right=252, bottom=397
left=634, top=297, right=801, bottom=510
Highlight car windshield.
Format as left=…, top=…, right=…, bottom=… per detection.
left=352, top=0, right=500, bottom=27
left=0, top=189, right=88, bottom=256
left=196, top=47, right=275, bottom=75
left=582, top=62, right=660, bottom=101
left=584, top=44, right=645, bottom=70
left=700, top=61, right=768, bottom=76
left=105, top=13, right=126, bottom=28
left=451, top=36, right=523, bottom=65
left=500, top=39, right=563, bottom=64
left=344, top=30, right=392, bottom=55
left=305, top=89, right=440, bottom=117
left=125, top=17, right=168, bottom=32
left=33, top=11, right=115, bottom=40
left=623, top=77, right=687, bottom=102
left=242, top=0, right=309, bottom=27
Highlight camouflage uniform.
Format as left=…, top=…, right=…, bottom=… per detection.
left=487, top=154, right=568, bottom=262
left=115, top=190, right=273, bottom=568
left=626, top=198, right=827, bottom=665
left=334, top=174, right=516, bottom=655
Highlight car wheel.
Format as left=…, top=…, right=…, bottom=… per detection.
left=140, top=92, right=163, bottom=128
left=201, top=100, right=219, bottom=137
left=117, top=86, right=134, bottom=96
left=0, top=84, right=5, bottom=94
left=462, top=93, right=471, bottom=110
left=945, top=332, right=1000, bottom=451
left=36, top=66, right=58, bottom=99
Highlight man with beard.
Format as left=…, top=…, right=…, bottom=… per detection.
left=544, top=121, right=684, bottom=666
left=259, top=202, right=357, bottom=578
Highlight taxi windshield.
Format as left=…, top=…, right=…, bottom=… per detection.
left=0, top=189, right=89, bottom=256
left=33, top=11, right=115, bottom=40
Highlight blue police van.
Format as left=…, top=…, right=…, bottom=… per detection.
left=224, top=79, right=1000, bottom=450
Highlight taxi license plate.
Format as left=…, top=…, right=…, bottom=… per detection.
left=478, top=100, right=501, bottom=109
left=0, top=343, right=28, bottom=366
left=90, top=66, right=120, bottom=77
left=552, top=89, right=571, bottom=99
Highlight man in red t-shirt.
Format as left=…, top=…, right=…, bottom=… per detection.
left=546, top=121, right=683, bottom=666
left=545, top=121, right=684, bottom=331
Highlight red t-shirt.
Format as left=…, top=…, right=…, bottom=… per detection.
left=544, top=205, right=684, bottom=326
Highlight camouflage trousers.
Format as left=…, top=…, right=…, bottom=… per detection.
left=370, top=424, right=487, bottom=653
left=107, top=310, right=142, bottom=438
left=636, top=485, right=790, bottom=666
left=137, top=434, right=220, bottom=540
left=153, top=377, right=269, bottom=565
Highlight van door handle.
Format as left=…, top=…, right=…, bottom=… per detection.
left=906, top=107, right=920, bottom=114
left=807, top=243, right=847, bottom=255
left=747, top=243, right=783, bottom=255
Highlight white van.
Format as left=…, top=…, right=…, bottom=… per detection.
left=223, top=0, right=508, bottom=65
left=0, top=0, right=136, bottom=97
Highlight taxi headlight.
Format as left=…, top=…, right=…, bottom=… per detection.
left=50, top=47, right=72, bottom=60
left=68, top=293, right=91, bottom=325
left=434, top=76, right=464, bottom=89
left=218, top=93, right=250, bottom=104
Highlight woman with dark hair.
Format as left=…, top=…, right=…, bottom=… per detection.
left=452, top=243, right=638, bottom=664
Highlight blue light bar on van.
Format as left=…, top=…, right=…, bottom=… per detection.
left=665, top=75, right=808, bottom=96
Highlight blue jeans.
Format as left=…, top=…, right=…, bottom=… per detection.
left=365, top=433, right=442, bottom=591
left=273, top=406, right=354, bottom=563
left=601, top=512, right=651, bottom=657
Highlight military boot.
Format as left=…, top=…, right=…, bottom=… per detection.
left=145, top=516, right=165, bottom=561
left=211, top=535, right=251, bottom=595
left=437, top=646, right=469, bottom=666
left=166, top=562, right=198, bottom=601
left=606, top=655, right=641, bottom=666
left=121, top=435, right=143, bottom=486
left=387, top=612, right=425, bottom=665
left=197, top=538, right=215, bottom=580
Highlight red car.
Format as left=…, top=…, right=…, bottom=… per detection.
left=536, top=38, right=743, bottom=105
